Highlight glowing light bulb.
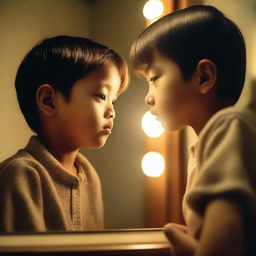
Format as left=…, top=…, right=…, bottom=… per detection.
left=141, top=111, right=164, bottom=138
left=143, top=0, right=164, bottom=20
left=141, top=151, right=165, bottom=177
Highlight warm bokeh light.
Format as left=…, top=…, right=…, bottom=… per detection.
left=143, top=0, right=164, bottom=20
left=252, top=34, right=256, bottom=79
left=141, top=151, right=165, bottom=177
left=141, top=111, right=164, bottom=138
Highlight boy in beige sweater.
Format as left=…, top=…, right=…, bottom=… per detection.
left=0, top=35, right=128, bottom=232
left=130, top=5, right=256, bottom=256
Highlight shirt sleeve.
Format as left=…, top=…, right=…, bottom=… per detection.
left=0, top=160, right=47, bottom=232
left=187, top=115, right=256, bottom=217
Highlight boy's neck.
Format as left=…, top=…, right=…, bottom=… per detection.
left=37, top=133, right=79, bottom=176
left=54, top=151, right=78, bottom=176
left=192, top=99, right=234, bottom=135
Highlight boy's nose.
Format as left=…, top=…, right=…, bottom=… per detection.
left=109, top=110, right=115, bottom=119
left=145, top=94, right=155, bottom=106
left=105, top=104, right=115, bottom=119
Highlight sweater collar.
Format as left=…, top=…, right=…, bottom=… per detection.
left=24, top=136, right=81, bottom=186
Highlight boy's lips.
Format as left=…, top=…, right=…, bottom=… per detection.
left=103, top=122, right=113, bottom=132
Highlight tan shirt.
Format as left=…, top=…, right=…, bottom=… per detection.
left=0, top=136, right=103, bottom=232
left=183, top=106, right=256, bottom=254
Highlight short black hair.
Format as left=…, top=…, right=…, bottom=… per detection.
left=15, top=35, right=128, bottom=132
left=130, top=5, right=246, bottom=104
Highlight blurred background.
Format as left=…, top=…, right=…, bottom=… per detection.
left=1, top=0, right=256, bottom=230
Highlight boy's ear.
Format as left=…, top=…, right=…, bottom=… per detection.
left=196, top=59, right=217, bottom=94
left=36, top=84, right=56, bottom=116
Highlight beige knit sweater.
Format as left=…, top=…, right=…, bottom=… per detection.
left=0, top=136, right=103, bottom=232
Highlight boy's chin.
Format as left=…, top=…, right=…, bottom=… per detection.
left=96, top=141, right=107, bottom=149
left=91, top=139, right=108, bottom=149
left=80, top=138, right=108, bottom=149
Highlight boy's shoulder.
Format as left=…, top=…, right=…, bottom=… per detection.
left=0, top=147, right=44, bottom=193
left=197, top=105, right=256, bottom=153
left=0, top=136, right=54, bottom=182
left=1, top=136, right=100, bottom=186
left=0, top=147, right=40, bottom=177
left=201, top=106, right=256, bottom=138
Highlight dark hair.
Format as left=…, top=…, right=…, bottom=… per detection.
left=15, top=35, right=128, bottom=132
left=130, top=5, right=246, bottom=103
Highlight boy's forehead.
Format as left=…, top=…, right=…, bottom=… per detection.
left=143, top=64, right=159, bottom=76
left=94, top=63, right=119, bottom=77
left=96, top=64, right=121, bottom=92
left=145, top=51, right=178, bottom=74
left=81, top=63, right=121, bottom=84
left=143, top=59, right=164, bottom=76
left=74, top=63, right=121, bottom=89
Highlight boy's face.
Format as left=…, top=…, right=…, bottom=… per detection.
left=55, top=62, right=121, bottom=149
left=143, top=50, right=200, bottom=131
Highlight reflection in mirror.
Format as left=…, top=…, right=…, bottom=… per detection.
left=0, top=0, right=256, bottom=237
left=0, top=0, right=147, bottom=233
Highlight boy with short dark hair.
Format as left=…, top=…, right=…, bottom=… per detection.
left=0, top=35, right=128, bottom=232
left=130, top=5, right=256, bottom=256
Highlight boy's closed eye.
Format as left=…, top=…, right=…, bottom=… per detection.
left=149, top=76, right=159, bottom=84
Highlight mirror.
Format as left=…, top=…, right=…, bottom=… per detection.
left=0, top=0, right=148, bottom=231
left=1, top=0, right=255, bottom=233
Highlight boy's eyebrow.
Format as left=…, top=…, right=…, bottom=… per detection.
left=146, top=65, right=161, bottom=77
left=95, top=83, right=120, bottom=96
left=96, top=83, right=112, bottom=90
